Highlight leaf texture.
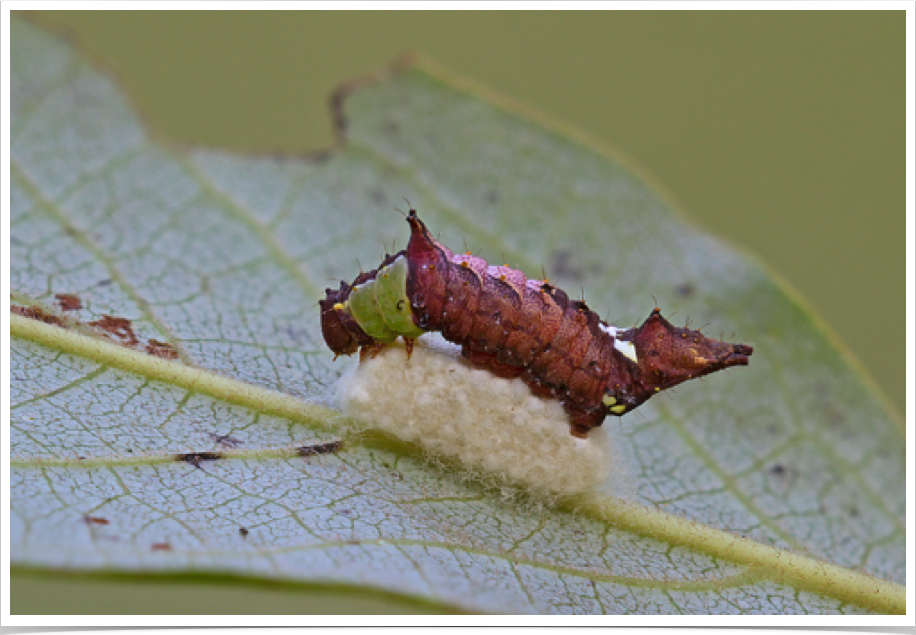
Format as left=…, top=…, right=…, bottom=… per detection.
left=9, top=18, right=905, bottom=614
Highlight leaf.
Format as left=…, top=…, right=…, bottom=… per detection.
left=9, top=17, right=905, bottom=615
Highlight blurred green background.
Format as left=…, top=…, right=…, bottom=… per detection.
left=14, top=10, right=904, bottom=614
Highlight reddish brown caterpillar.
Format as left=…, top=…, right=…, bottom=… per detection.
left=321, top=210, right=753, bottom=437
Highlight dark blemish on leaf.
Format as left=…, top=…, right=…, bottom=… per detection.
left=486, top=190, right=499, bottom=204
left=369, top=187, right=387, bottom=205
left=209, top=433, right=242, bottom=448
left=83, top=515, right=109, bottom=525
left=769, top=463, right=786, bottom=476
left=239, top=527, right=249, bottom=537
left=145, top=339, right=179, bottom=360
left=551, top=249, right=586, bottom=281
left=11, top=304, right=65, bottom=327
left=177, top=451, right=223, bottom=469
left=304, top=149, right=333, bottom=165
left=297, top=440, right=343, bottom=457
left=385, top=119, right=400, bottom=136
left=337, top=508, right=352, bottom=516
left=55, top=293, right=82, bottom=311
left=848, top=505, right=860, bottom=518
left=89, top=315, right=139, bottom=347
left=96, top=278, right=113, bottom=286
left=151, top=542, right=172, bottom=552
left=674, top=283, right=696, bottom=298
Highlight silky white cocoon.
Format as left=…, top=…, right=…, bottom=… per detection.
left=334, top=333, right=612, bottom=497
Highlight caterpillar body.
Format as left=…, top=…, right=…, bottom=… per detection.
left=320, top=210, right=753, bottom=438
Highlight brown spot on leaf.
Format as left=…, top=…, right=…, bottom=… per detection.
left=145, top=339, right=178, bottom=360
left=11, top=304, right=65, bottom=326
left=89, top=315, right=139, bottom=347
left=177, top=451, right=223, bottom=469
left=82, top=515, right=109, bottom=525
left=239, top=527, right=249, bottom=537
left=151, top=542, right=172, bottom=552
left=208, top=432, right=242, bottom=448
left=55, top=293, right=83, bottom=311
left=297, top=440, right=343, bottom=457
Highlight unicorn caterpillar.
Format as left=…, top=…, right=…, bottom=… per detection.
left=320, top=209, right=753, bottom=438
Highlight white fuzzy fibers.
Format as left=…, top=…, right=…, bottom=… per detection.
left=335, top=333, right=612, bottom=498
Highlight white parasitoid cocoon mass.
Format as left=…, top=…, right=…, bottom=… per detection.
left=334, top=333, right=613, bottom=498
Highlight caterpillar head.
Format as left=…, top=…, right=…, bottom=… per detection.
left=319, top=283, right=360, bottom=356
left=320, top=282, right=381, bottom=358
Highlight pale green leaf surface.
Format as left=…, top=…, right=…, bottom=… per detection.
left=9, top=19, right=904, bottom=614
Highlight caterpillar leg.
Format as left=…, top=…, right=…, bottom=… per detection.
left=565, top=405, right=606, bottom=438
left=359, top=341, right=387, bottom=362
left=359, top=338, right=416, bottom=363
